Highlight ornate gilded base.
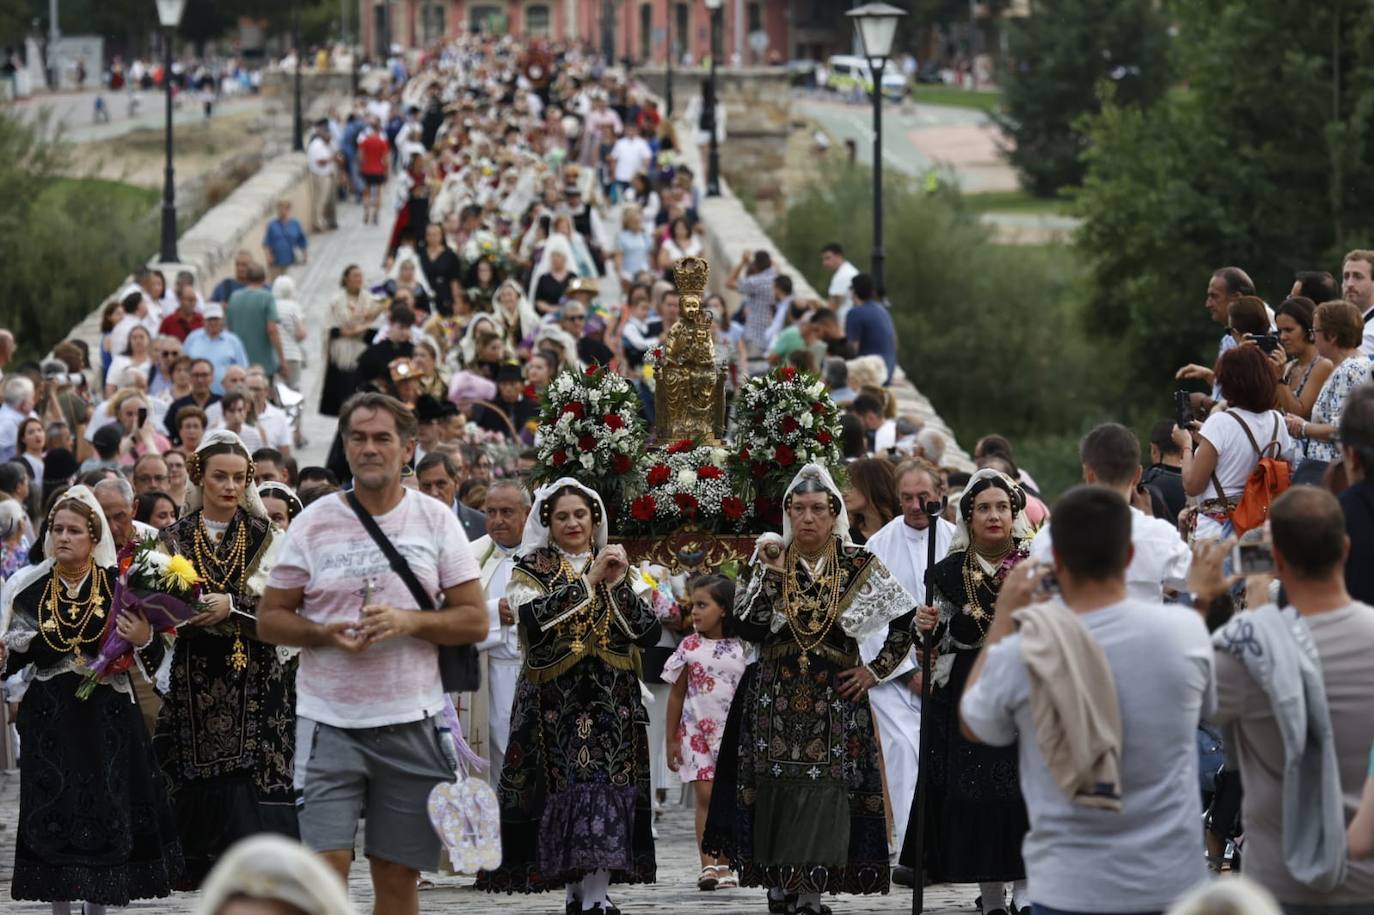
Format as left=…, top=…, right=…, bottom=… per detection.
left=614, top=527, right=757, bottom=577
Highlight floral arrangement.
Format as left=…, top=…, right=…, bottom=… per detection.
left=729, top=366, right=846, bottom=522
left=460, top=229, right=516, bottom=278
left=530, top=364, right=648, bottom=505
left=621, top=441, right=753, bottom=535
left=77, top=537, right=205, bottom=699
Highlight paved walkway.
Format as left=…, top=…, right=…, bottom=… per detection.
left=11, top=88, right=264, bottom=144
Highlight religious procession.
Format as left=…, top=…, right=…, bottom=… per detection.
left=3, top=12, right=1374, bottom=915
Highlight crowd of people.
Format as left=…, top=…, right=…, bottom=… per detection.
left=3, top=31, right=1374, bottom=915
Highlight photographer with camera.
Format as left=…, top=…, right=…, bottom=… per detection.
left=1174, top=345, right=1294, bottom=542
left=1284, top=300, right=1373, bottom=485
left=1197, top=487, right=1374, bottom=911
left=1266, top=297, right=1333, bottom=423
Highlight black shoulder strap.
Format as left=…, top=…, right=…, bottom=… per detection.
left=344, top=491, right=434, bottom=611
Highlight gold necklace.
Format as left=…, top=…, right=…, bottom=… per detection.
left=782, top=538, right=844, bottom=674
left=38, top=566, right=108, bottom=655
left=191, top=514, right=252, bottom=673
left=558, top=555, right=612, bottom=657
left=54, top=560, right=94, bottom=602
left=960, top=541, right=1016, bottom=639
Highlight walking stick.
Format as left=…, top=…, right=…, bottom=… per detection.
left=912, top=499, right=943, bottom=915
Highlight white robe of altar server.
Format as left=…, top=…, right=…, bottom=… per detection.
left=472, top=535, right=523, bottom=784
left=860, top=515, right=955, bottom=857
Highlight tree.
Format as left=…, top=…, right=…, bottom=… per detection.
left=994, top=0, right=1170, bottom=197
left=1074, top=0, right=1374, bottom=407
left=0, top=110, right=157, bottom=361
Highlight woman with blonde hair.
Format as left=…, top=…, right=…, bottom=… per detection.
left=321, top=264, right=382, bottom=416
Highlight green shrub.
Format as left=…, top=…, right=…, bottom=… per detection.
left=0, top=110, right=159, bottom=362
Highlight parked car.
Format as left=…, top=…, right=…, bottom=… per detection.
left=825, top=54, right=908, bottom=100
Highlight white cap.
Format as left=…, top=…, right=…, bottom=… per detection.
left=203, top=303, right=224, bottom=320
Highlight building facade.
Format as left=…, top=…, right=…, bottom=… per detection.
left=358, top=0, right=843, bottom=66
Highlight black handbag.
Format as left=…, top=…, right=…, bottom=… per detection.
left=345, top=491, right=481, bottom=692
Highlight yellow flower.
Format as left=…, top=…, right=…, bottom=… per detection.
left=162, top=554, right=202, bottom=591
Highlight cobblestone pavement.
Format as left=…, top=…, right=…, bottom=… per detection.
left=0, top=766, right=977, bottom=914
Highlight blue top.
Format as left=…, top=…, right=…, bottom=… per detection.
left=844, top=300, right=897, bottom=383
left=263, top=217, right=308, bottom=268
left=183, top=328, right=250, bottom=393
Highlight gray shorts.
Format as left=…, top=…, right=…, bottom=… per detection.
left=298, top=716, right=457, bottom=873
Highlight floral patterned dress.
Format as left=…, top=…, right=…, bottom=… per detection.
left=662, top=634, right=749, bottom=782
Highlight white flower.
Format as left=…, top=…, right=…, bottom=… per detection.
left=711, top=448, right=728, bottom=467
left=808, top=380, right=825, bottom=397
left=799, top=412, right=814, bottom=429
left=588, top=390, right=602, bottom=404
left=579, top=453, right=596, bottom=470
left=676, top=469, right=697, bottom=488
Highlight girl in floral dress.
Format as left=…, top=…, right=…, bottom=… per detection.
left=664, top=574, right=749, bottom=892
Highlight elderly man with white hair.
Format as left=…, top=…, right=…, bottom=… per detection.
left=0, top=375, right=36, bottom=463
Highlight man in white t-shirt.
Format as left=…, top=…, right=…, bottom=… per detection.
left=821, top=242, right=860, bottom=327
left=1031, top=423, right=1190, bottom=601
left=607, top=122, right=652, bottom=202
left=962, top=486, right=1215, bottom=915
left=260, top=392, right=488, bottom=914
left=305, top=119, right=338, bottom=233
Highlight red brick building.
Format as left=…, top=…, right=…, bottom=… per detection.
left=358, top=1, right=847, bottom=66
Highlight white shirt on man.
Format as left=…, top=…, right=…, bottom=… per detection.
left=609, top=135, right=653, bottom=184
left=306, top=135, right=336, bottom=176
left=1030, top=507, right=1191, bottom=602
left=828, top=259, right=860, bottom=325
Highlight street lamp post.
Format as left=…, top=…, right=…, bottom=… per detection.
left=703, top=0, right=722, bottom=197
left=664, top=0, right=674, bottom=116
left=847, top=2, right=905, bottom=300
left=154, top=0, right=186, bottom=265
left=292, top=0, right=304, bottom=152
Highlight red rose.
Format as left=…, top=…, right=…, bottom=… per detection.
left=811, top=401, right=825, bottom=414
left=647, top=463, right=671, bottom=486
left=817, top=430, right=833, bottom=445
left=698, top=465, right=723, bottom=480
left=604, top=413, right=625, bottom=430
left=524, top=383, right=538, bottom=400
left=551, top=449, right=568, bottom=466
left=612, top=453, right=632, bottom=474
left=780, top=366, right=797, bottom=381
left=630, top=495, right=657, bottom=521
left=738, top=447, right=750, bottom=462
left=751, top=461, right=768, bottom=479
left=667, top=438, right=693, bottom=455
left=578, top=434, right=597, bottom=452
left=584, top=363, right=600, bottom=376
left=781, top=415, right=799, bottom=434
left=775, top=444, right=796, bottom=466
left=673, top=493, right=699, bottom=517
left=721, top=496, right=745, bottom=519
left=561, top=402, right=584, bottom=419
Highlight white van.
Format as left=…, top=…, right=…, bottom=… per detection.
left=825, top=54, right=908, bottom=100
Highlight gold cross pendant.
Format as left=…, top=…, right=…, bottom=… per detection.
left=798, top=652, right=810, bottom=675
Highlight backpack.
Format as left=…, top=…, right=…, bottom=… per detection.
left=1210, top=410, right=1291, bottom=536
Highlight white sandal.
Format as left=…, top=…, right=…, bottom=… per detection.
left=697, top=865, right=721, bottom=891
left=715, top=867, right=739, bottom=889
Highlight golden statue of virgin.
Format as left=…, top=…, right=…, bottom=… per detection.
left=655, top=256, right=727, bottom=444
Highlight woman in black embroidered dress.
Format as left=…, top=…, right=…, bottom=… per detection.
left=0, top=486, right=182, bottom=911
left=476, top=477, right=660, bottom=914
left=705, top=464, right=918, bottom=915
left=902, top=468, right=1033, bottom=915
left=147, top=430, right=297, bottom=888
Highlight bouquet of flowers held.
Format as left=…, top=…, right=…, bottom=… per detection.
left=621, top=441, right=753, bottom=536
left=76, top=536, right=204, bottom=699
left=730, top=366, right=846, bottom=522
left=531, top=364, right=647, bottom=505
